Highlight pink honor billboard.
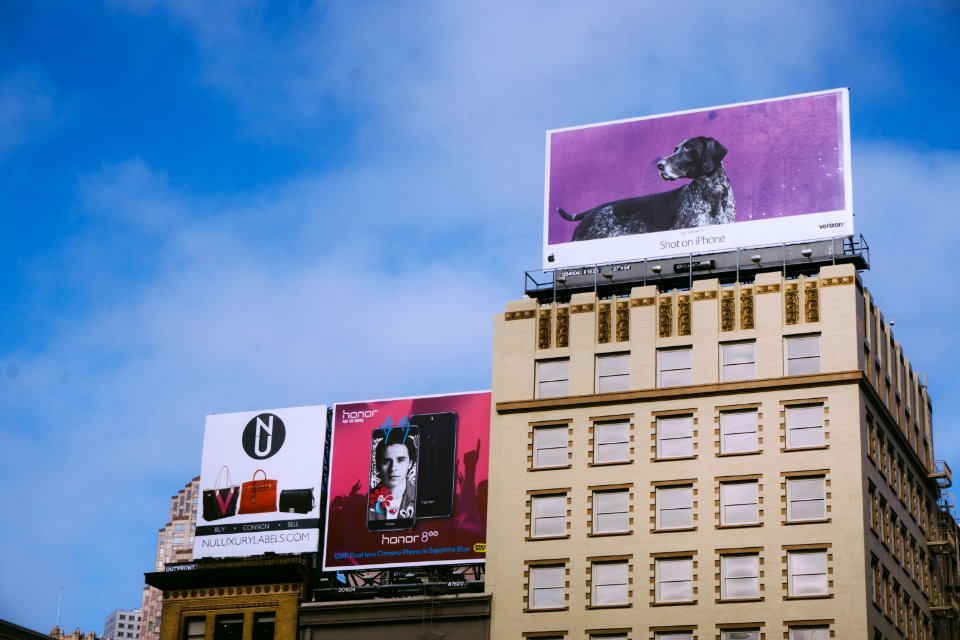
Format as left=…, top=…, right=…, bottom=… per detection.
left=322, top=391, right=490, bottom=570
left=544, top=89, right=853, bottom=269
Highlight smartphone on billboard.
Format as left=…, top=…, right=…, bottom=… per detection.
left=410, top=412, right=458, bottom=519
left=366, top=424, right=419, bottom=531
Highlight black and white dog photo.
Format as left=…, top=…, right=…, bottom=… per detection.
left=558, top=136, right=736, bottom=241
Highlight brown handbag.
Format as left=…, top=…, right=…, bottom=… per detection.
left=238, top=469, right=278, bottom=514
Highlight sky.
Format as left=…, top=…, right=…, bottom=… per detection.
left=1, top=0, right=959, bottom=631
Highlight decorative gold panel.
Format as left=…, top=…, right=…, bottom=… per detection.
left=756, top=283, right=781, bottom=294
left=740, top=288, right=754, bottom=330
left=616, top=300, right=630, bottom=342
left=804, top=281, right=820, bottom=323
left=537, top=309, right=552, bottom=350
left=571, top=303, right=595, bottom=313
left=597, top=303, right=612, bottom=344
left=677, top=295, right=691, bottom=336
left=505, top=309, right=535, bottom=321
left=658, top=297, right=673, bottom=338
left=556, top=307, right=569, bottom=348
left=720, top=290, right=735, bottom=332
left=631, top=297, right=656, bottom=307
left=821, top=276, right=854, bottom=287
left=785, top=283, right=799, bottom=325
left=693, top=290, right=717, bottom=301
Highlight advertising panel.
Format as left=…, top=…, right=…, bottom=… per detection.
left=544, top=89, right=853, bottom=269
left=322, top=391, right=490, bottom=571
left=193, top=405, right=326, bottom=559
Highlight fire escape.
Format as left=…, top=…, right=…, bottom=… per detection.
left=928, top=460, right=960, bottom=639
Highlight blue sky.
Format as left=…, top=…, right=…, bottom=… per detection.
left=2, top=0, right=959, bottom=632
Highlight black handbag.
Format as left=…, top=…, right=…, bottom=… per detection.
left=202, top=466, right=239, bottom=521
left=279, top=488, right=315, bottom=514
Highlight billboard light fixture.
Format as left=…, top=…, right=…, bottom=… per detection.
left=602, top=268, right=614, bottom=279
left=801, top=247, right=813, bottom=258
left=556, top=274, right=567, bottom=284
left=750, top=254, right=762, bottom=264
left=651, top=265, right=662, bottom=274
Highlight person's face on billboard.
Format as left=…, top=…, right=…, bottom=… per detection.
left=378, top=443, right=411, bottom=490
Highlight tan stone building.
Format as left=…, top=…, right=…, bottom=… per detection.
left=486, top=262, right=958, bottom=640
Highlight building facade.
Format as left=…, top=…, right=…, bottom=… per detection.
left=103, top=610, right=140, bottom=640
left=486, top=263, right=958, bottom=639
left=140, top=477, right=200, bottom=640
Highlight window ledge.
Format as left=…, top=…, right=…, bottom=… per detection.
left=653, top=455, right=698, bottom=463
left=527, top=535, right=571, bottom=542
left=717, top=523, right=762, bottom=530
left=651, top=527, right=697, bottom=534
left=651, top=600, right=697, bottom=607
left=586, top=603, right=631, bottom=610
left=588, top=460, right=633, bottom=468
left=717, top=451, right=761, bottom=458
left=529, top=465, right=572, bottom=472
left=783, top=445, right=830, bottom=452
left=784, top=594, right=832, bottom=600
left=588, top=531, right=632, bottom=538
left=524, top=606, right=569, bottom=613
left=716, top=597, right=764, bottom=604
left=784, top=518, right=831, bottom=526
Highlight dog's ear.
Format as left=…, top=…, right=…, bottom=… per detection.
left=701, top=138, right=728, bottom=174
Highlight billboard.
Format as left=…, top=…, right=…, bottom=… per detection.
left=193, top=405, right=326, bottom=559
left=322, top=391, right=490, bottom=571
left=544, top=89, right=853, bottom=269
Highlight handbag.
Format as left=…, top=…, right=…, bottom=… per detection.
left=279, top=488, right=315, bottom=514
left=201, top=466, right=239, bottom=521
left=238, top=469, right=278, bottom=515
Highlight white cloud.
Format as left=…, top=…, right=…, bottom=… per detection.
left=0, top=68, right=61, bottom=159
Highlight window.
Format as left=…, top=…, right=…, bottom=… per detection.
left=720, top=554, right=760, bottom=599
left=252, top=614, right=275, bottom=640
left=789, top=629, right=828, bottom=640
left=591, top=561, right=628, bottom=606
left=656, top=635, right=693, bottom=640
left=596, top=354, right=629, bottom=393
left=594, top=421, right=630, bottom=463
left=529, top=565, right=565, bottom=609
left=533, top=426, right=567, bottom=468
left=785, top=335, right=821, bottom=375
left=536, top=359, right=569, bottom=399
left=658, top=348, right=692, bottom=387
left=656, top=415, right=693, bottom=458
left=788, top=550, right=828, bottom=596
left=721, top=631, right=759, bottom=640
left=720, top=411, right=758, bottom=454
left=531, top=494, right=566, bottom=538
left=656, top=486, right=693, bottom=529
left=214, top=616, right=243, bottom=640
left=787, top=477, right=826, bottom=521
left=785, top=405, right=824, bottom=448
left=655, top=557, right=693, bottom=603
left=720, top=481, right=759, bottom=525
left=593, top=490, right=629, bottom=534
left=721, top=341, right=755, bottom=381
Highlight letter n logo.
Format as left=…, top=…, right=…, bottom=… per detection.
left=242, top=413, right=286, bottom=460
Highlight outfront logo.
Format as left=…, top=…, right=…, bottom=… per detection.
left=242, top=413, right=286, bottom=460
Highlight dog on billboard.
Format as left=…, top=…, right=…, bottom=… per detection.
left=558, top=136, right=736, bottom=240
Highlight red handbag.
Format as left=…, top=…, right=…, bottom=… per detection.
left=238, top=469, right=278, bottom=514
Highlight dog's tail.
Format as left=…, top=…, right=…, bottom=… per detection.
left=557, top=207, right=586, bottom=222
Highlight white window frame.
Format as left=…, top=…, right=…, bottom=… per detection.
left=536, top=359, right=569, bottom=399
left=721, top=631, right=760, bottom=640
left=657, top=347, right=692, bottom=388
left=721, top=341, right=756, bottom=382
left=591, top=561, right=629, bottom=606
left=786, top=477, right=826, bottom=522
left=785, top=404, right=824, bottom=449
left=596, top=353, right=630, bottom=393
left=656, top=485, right=693, bottom=530
left=785, top=334, right=821, bottom=375
left=531, top=494, right=566, bottom=538
left=532, top=426, right=567, bottom=469
left=788, top=550, right=829, bottom=596
left=720, top=554, right=760, bottom=599
left=592, top=489, right=630, bottom=534
left=655, top=557, right=693, bottom=603
left=788, top=628, right=829, bottom=640
left=656, top=415, right=694, bottom=458
left=720, top=410, right=759, bottom=454
left=529, top=565, right=565, bottom=609
left=594, top=421, right=630, bottom=464
left=655, top=634, right=694, bottom=640
left=720, top=481, right=759, bottom=526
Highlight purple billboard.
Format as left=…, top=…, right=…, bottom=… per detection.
left=544, top=89, right=853, bottom=269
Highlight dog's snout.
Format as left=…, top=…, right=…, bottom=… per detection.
left=656, top=160, right=666, bottom=170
